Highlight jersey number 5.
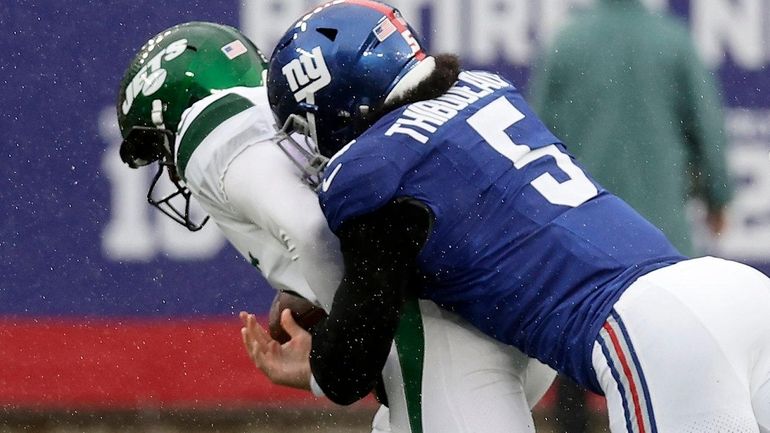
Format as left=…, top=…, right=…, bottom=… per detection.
left=467, top=96, right=598, bottom=207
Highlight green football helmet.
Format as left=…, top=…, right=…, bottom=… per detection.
left=116, top=21, right=267, bottom=230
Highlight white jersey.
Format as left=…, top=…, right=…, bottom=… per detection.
left=176, top=86, right=339, bottom=310
left=174, top=85, right=555, bottom=433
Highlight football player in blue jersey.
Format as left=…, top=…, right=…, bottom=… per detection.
left=251, top=1, right=770, bottom=431
left=117, top=20, right=554, bottom=433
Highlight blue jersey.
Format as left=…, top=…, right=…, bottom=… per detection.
left=318, top=71, right=684, bottom=393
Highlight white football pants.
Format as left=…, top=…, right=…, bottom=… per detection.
left=375, top=299, right=556, bottom=433
left=592, top=256, right=770, bottom=433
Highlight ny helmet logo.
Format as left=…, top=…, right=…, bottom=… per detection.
left=281, top=46, right=331, bottom=103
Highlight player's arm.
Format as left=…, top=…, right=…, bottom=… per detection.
left=310, top=198, right=432, bottom=405
left=677, top=35, right=732, bottom=229
left=224, top=141, right=337, bottom=303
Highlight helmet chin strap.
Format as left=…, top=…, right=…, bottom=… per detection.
left=151, top=99, right=174, bottom=157
left=305, top=93, right=320, bottom=148
left=151, top=99, right=165, bottom=128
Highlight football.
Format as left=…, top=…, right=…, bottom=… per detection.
left=268, top=291, right=327, bottom=344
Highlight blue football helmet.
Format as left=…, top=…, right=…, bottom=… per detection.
left=267, top=0, right=429, bottom=157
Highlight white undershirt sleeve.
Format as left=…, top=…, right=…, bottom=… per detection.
left=310, top=373, right=326, bottom=398
left=222, top=139, right=343, bottom=311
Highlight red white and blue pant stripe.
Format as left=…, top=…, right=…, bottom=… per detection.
left=597, top=310, right=658, bottom=433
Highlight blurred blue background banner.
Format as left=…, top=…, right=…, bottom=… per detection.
left=3, top=1, right=257, bottom=317
left=3, top=0, right=770, bottom=318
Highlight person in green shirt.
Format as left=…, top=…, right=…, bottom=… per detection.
left=529, top=0, right=732, bottom=257
left=529, top=2, right=734, bottom=430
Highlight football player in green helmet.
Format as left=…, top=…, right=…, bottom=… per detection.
left=116, top=21, right=267, bottom=230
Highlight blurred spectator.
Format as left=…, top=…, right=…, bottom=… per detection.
left=528, top=0, right=733, bottom=430
left=528, top=0, right=732, bottom=258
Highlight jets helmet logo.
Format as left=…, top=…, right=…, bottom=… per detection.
left=281, top=46, right=331, bottom=103
left=122, top=38, right=188, bottom=115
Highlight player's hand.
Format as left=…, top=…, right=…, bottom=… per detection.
left=239, top=310, right=312, bottom=391
left=706, top=207, right=727, bottom=235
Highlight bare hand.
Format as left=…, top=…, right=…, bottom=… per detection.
left=240, top=310, right=312, bottom=390
left=706, top=208, right=727, bottom=235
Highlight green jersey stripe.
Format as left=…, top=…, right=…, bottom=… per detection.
left=394, top=298, right=425, bottom=433
left=176, top=93, right=254, bottom=179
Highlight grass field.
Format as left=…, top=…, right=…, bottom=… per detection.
left=0, top=405, right=609, bottom=433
